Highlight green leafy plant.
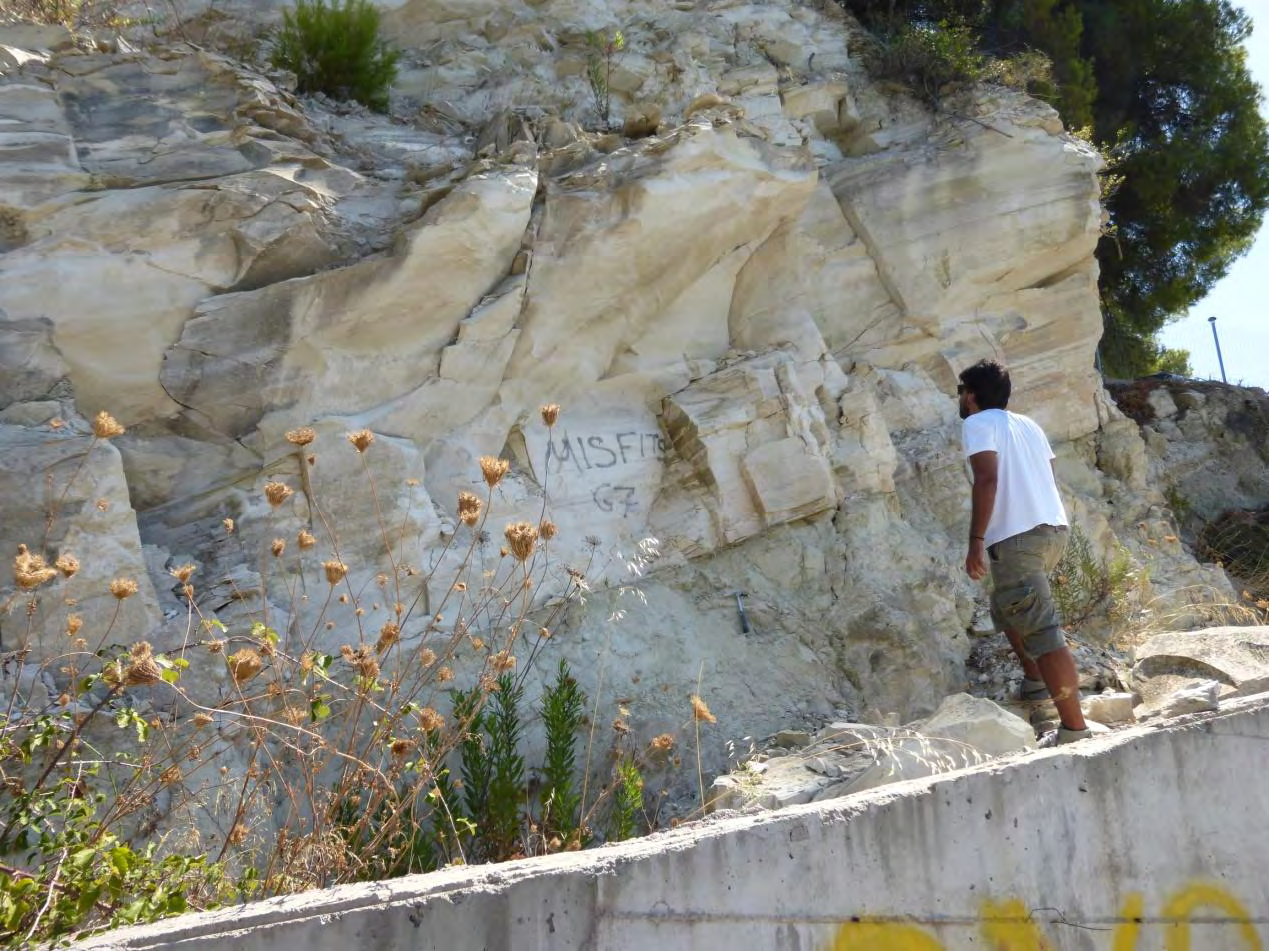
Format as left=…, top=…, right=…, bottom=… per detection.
left=485, top=673, right=526, bottom=860
left=1050, top=524, right=1145, bottom=637
left=608, top=758, right=643, bottom=843
left=2, top=0, right=134, bottom=31
left=0, top=766, right=227, bottom=944
left=270, top=0, right=400, bottom=113
left=867, top=20, right=986, bottom=108
left=538, top=660, right=585, bottom=842
left=585, top=29, right=625, bottom=129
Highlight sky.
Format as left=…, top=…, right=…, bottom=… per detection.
left=1157, top=0, right=1269, bottom=389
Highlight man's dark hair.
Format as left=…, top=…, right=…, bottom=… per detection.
left=959, top=359, right=1011, bottom=410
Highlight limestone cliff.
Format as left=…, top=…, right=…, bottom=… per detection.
left=0, top=0, right=1252, bottom=810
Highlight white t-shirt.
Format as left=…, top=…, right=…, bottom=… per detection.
left=962, top=408, right=1067, bottom=548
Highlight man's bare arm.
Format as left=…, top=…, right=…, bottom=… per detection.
left=965, top=450, right=998, bottom=581
left=969, top=451, right=999, bottom=540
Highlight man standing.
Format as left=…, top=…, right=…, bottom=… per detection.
left=958, top=359, right=1090, bottom=746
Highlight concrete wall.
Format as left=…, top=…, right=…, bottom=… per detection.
left=83, top=694, right=1269, bottom=951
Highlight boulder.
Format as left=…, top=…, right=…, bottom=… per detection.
left=1153, top=680, right=1222, bottom=719
left=1082, top=692, right=1135, bottom=726
left=1132, top=627, right=1269, bottom=709
left=916, top=693, right=1038, bottom=757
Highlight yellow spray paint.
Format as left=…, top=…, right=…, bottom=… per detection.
left=830, top=920, right=944, bottom=950
left=823, top=882, right=1261, bottom=950
left=978, top=898, right=1054, bottom=950
left=1159, top=883, right=1262, bottom=951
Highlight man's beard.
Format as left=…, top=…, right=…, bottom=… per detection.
left=959, top=403, right=970, bottom=420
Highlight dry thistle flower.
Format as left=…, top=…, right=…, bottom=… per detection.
left=323, top=560, right=348, bottom=585
left=271, top=538, right=286, bottom=557
left=110, top=577, right=139, bottom=600
left=504, top=522, right=538, bottom=562
left=612, top=717, right=630, bottom=735
left=223, top=518, right=235, bottom=534
left=457, top=490, right=483, bottom=526
left=228, top=648, right=263, bottom=685
left=347, top=429, right=375, bottom=453
left=55, top=553, right=79, bottom=579
left=338, top=593, right=349, bottom=604
left=96, top=498, right=110, bottom=512
left=390, top=738, right=417, bottom=758
left=264, top=480, right=293, bottom=508
left=650, top=733, right=676, bottom=753
left=280, top=706, right=306, bottom=726
left=192, top=712, right=214, bottom=729
left=297, top=529, right=316, bottom=549
left=66, top=614, right=83, bottom=637
left=539, top=520, right=558, bottom=541
left=690, top=695, right=717, bottom=724
left=418, top=707, right=445, bottom=732
left=14, top=545, right=57, bottom=589
left=342, top=644, right=379, bottom=679
left=437, top=666, right=454, bottom=683
left=205, top=638, right=224, bottom=653
left=470, top=636, right=485, bottom=652
left=376, top=622, right=400, bottom=653
left=420, top=647, right=437, bottom=668
left=92, top=411, right=126, bottom=439
left=124, top=643, right=162, bottom=687
left=228, top=823, right=249, bottom=846
left=479, top=456, right=509, bottom=487
left=540, top=403, right=560, bottom=427
left=539, top=626, right=552, bottom=639
left=170, top=564, right=196, bottom=583
left=491, top=650, right=517, bottom=673
left=286, top=427, right=316, bottom=447
left=160, top=766, right=183, bottom=786
left=453, top=581, right=467, bottom=592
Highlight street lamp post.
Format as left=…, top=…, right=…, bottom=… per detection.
left=1208, top=315, right=1228, bottom=383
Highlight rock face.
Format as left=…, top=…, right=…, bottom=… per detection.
left=0, top=0, right=1262, bottom=816
left=1107, top=379, right=1269, bottom=531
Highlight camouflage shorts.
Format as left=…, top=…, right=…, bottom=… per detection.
left=988, top=524, right=1069, bottom=658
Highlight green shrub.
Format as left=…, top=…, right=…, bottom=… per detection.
left=867, top=20, right=987, bottom=108
left=585, top=29, right=624, bottom=129
left=2, top=0, right=131, bottom=30
left=1050, top=524, right=1145, bottom=637
left=539, top=660, right=586, bottom=841
left=608, top=758, right=643, bottom=843
left=270, top=0, right=400, bottom=113
left=0, top=758, right=227, bottom=944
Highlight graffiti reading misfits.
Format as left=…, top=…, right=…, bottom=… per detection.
left=825, top=883, right=1262, bottom=950
left=544, top=430, right=667, bottom=476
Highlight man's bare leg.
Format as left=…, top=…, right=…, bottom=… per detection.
left=1036, top=646, right=1087, bottom=731
left=1003, top=627, right=1043, bottom=682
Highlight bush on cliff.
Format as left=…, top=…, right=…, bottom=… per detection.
left=270, top=0, right=400, bottom=113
